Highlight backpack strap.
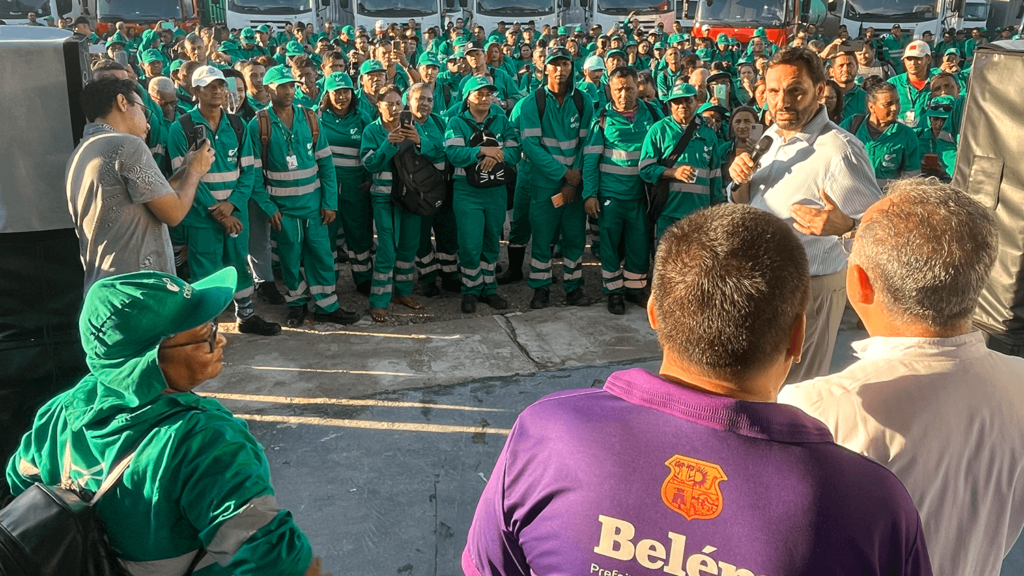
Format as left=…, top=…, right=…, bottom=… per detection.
left=534, top=87, right=546, bottom=122
left=226, top=112, right=245, bottom=149
left=256, top=109, right=271, bottom=185
left=661, top=116, right=702, bottom=169
left=177, top=114, right=197, bottom=150
left=571, top=88, right=584, bottom=118
left=849, top=113, right=867, bottom=136
left=302, top=106, right=320, bottom=145
left=442, top=82, right=452, bottom=108
left=483, top=115, right=496, bottom=131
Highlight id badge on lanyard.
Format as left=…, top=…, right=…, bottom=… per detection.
left=286, top=154, right=298, bottom=170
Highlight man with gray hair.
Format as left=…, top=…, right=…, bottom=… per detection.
left=780, top=178, right=1024, bottom=576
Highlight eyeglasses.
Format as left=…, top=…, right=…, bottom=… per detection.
left=128, top=98, right=153, bottom=121
left=162, top=322, right=219, bottom=353
left=929, top=103, right=953, bottom=112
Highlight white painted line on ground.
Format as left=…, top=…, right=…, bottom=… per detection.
left=201, top=392, right=507, bottom=412
left=239, top=365, right=416, bottom=376
left=280, top=327, right=462, bottom=340
left=236, top=413, right=511, bottom=435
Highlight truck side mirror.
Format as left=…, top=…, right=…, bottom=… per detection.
left=321, top=0, right=329, bottom=6
left=827, top=0, right=837, bottom=12
left=459, top=0, right=468, bottom=7
left=580, top=0, right=589, bottom=8
left=677, top=0, right=685, bottom=20
left=339, top=0, right=349, bottom=8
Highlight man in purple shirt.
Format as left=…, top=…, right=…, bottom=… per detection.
left=462, top=204, right=931, bottom=576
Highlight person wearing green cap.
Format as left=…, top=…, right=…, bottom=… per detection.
left=712, top=33, right=738, bottom=71
left=248, top=65, right=360, bottom=327
left=138, top=49, right=165, bottom=83
left=418, top=52, right=455, bottom=112
left=359, top=85, right=446, bottom=322
left=695, top=35, right=716, bottom=62
left=4, top=268, right=331, bottom=576
left=316, top=71, right=375, bottom=293
left=167, top=66, right=280, bottom=335
left=234, top=28, right=270, bottom=61
left=511, top=46, right=594, bottom=308
left=443, top=76, right=520, bottom=313
left=640, top=83, right=724, bottom=239
left=917, top=95, right=957, bottom=181
left=840, top=79, right=921, bottom=190
left=105, top=32, right=128, bottom=60
left=356, top=59, right=388, bottom=120
left=459, top=40, right=523, bottom=113
left=583, top=66, right=662, bottom=315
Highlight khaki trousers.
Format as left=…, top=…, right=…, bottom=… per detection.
left=786, top=269, right=847, bottom=384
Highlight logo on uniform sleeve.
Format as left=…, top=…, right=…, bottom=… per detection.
left=661, top=455, right=727, bottom=520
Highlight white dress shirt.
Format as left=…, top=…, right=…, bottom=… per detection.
left=779, top=331, right=1024, bottom=576
left=738, top=106, right=882, bottom=276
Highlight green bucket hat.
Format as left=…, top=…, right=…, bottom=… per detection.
left=359, top=59, right=386, bottom=75
left=666, top=83, right=698, bottom=101
left=285, top=41, right=306, bottom=57
left=139, top=49, right=163, bottom=64
left=462, top=75, right=497, bottom=100
left=263, top=65, right=298, bottom=87
left=324, top=71, right=354, bottom=92
left=417, top=52, right=442, bottom=68
left=80, top=267, right=236, bottom=366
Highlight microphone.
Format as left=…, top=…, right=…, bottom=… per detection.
left=750, top=134, right=774, bottom=167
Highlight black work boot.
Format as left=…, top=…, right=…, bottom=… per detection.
left=565, top=287, right=585, bottom=306
left=285, top=305, right=308, bottom=327
left=238, top=315, right=282, bottom=335
left=257, top=281, right=285, bottom=305
left=607, top=294, right=625, bottom=315
left=497, top=246, right=526, bottom=285
left=530, top=288, right=550, bottom=310
left=461, top=294, right=478, bottom=313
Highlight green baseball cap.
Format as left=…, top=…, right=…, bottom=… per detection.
left=462, top=75, right=497, bottom=99
left=218, top=40, right=239, bottom=53
left=944, top=47, right=960, bottom=57
left=417, top=52, right=442, bottom=68
left=575, top=25, right=585, bottom=33
left=667, top=33, right=682, bottom=44
left=558, top=26, right=568, bottom=35
left=105, top=32, right=128, bottom=49
left=169, top=59, right=184, bottom=72
left=697, top=102, right=729, bottom=117
left=140, top=49, right=163, bottom=64
left=263, top=65, right=297, bottom=87
left=240, top=28, right=257, bottom=42
left=666, top=83, right=698, bottom=101
left=257, top=24, right=272, bottom=34
left=285, top=41, right=306, bottom=56
left=653, top=41, right=666, bottom=50
left=717, top=33, right=729, bottom=43
left=324, top=71, right=354, bottom=92
left=341, top=25, right=354, bottom=35
left=544, top=46, right=572, bottom=66
left=360, top=59, right=386, bottom=75
left=605, top=49, right=627, bottom=60
left=754, top=27, right=767, bottom=37
left=80, top=268, right=236, bottom=367
left=925, top=95, right=955, bottom=119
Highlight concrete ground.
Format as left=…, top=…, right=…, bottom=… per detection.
left=203, top=304, right=1024, bottom=575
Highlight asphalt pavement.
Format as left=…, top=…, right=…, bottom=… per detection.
left=203, top=307, right=1024, bottom=575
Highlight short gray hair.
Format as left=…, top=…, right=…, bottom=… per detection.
left=406, top=82, right=430, bottom=97
left=852, top=178, right=997, bottom=332
left=148, top=76, right=175, bottom=95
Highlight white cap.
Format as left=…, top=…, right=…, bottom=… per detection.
left=191, top=65, right=226, bottom=88
left=903, top=40, right=931, bottom=59
left=375, top=19, right=385, bottom=31
left=701, top=24, right=711, bottom=32
left=583, top=55, right=606, bottom=71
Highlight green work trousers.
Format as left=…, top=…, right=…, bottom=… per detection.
left=370, top=195, right=420, bottom=308
left=597, top=197, right=649, bottom=295
left=453, top=183, right=504, bottom=296
left=333, top=175, right=374, bottom=286
left=186, top=220, right=256, bottom=319
left=528, top=188, right=586, bottom=292
left=416, top=202, right=459, bottom=285
left=271, top=214, right=340, bottom=313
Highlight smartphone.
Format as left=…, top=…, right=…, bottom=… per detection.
left=225, top=77, right=237, bottom=94
left=193, top=125, right=207, bottom=150
left=550, top=192, right=565, bottom=208
left=161, top=22, right=175, bottom=30
left=713, top=84, right=727, bottom=103
left=392, top=39, right=403, bottom=51
left=399, top=110, right=413, bottom=127
left=749, top=123, right=764, bottom=141
left=112, top=50, right=129, bottom=66
left=922, top=153, right=940, bottom=169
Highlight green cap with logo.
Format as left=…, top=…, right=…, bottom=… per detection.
left=140, top=49, right=163, bottom=64
left=716, top=33, right=729, bottom=43
left=341, top=25, right=354, bottom=35
left=324, top=71, right=354, bottom=92
left=544, top=46, right=572, bottom=66
left=462, top=75, right=497, bottom=100
left=80, top=267, right=236, bottom=365
left=697, top=102, right=729, bottom=117
left=360, top=59, right=386, bottom=75
left=105, top=32, right=128, bottom=49
left=666, top=83, right=698, bottom=101
left=925, top=95, right=955, bottom=119
left=169, top=59, right=185, bottom=72
left=605, top=49, right=627, bottom=61
left=558, top=26, right=568, bottom=35
left=263, top=65, right=297, bottom=87
left=257, top=24, right=272, bottom=34
left=418, top=52, right=442, bottom=68
left=285, top=41, right=306, bottom=56
left=240, top=28, right=257, bottom=42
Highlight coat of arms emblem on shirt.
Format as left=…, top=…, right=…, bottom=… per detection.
left=661, top=454, right=727, bottom=520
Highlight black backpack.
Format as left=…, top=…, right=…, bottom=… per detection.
left=456, top=115, right=509, bottom=188
left=177, top=112, right=245, bottom=152
left=0, top=409, right=204, bottom=576
left=391, top=141, right=447, bottom=217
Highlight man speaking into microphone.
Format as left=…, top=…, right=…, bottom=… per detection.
left=730, top=47, right=881, bottom=382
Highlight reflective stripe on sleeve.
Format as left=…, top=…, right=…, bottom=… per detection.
left=206, top=495, right=281, bottom=566
left=445, top=138, right=466, bottom=146
left=201, top=170, right=240, bottom=184
left=171, top=157, right=185, bottom=169
left=314, top=147, right=332, bottom=160
left=521, top=128, right=542, bottom=137
left=239, top=156, right=255, bottom=167
left=541, top=137, right=578, bottom=149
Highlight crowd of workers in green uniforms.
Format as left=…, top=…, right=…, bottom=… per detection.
left=65, top=9, right=1003, bottom=318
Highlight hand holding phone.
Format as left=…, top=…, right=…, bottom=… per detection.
left=749, top=123, right=764, bottom=141
left=193, top=125, right=207, bottom=151
left=399, top=110, right=413, bottom=128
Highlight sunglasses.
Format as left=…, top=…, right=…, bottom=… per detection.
left=929, top=103, right=953, bottom=112
left=163, top=322, right=219, bottom=353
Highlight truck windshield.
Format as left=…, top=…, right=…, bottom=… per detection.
left=964, top=2, right=989, bottom=20
left=357, top=0, right=436, bottom=16
left=0, top=0, right=52, bottom=18
left=698, top=0, right=786, bottom=27
left=229, top=0, right=310, bottom=14
left=98, top=0, right=183, bottom=20
left=844, top=0, right=939, bottom=22
left=596, top=0, right=670, bottom=16
left=477, top=0, right=553, bottom=16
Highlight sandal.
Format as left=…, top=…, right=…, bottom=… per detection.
left=370, top=307, right=389, bottom=323
left=392, top=296, right=424, bottom=310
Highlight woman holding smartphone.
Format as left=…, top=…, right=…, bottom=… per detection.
left=318, top=72, right=375, bottom=294
left=718, top=106, right=762, bottom=188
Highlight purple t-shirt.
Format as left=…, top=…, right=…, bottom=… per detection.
left=463, top=368, right=931, bottom=576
